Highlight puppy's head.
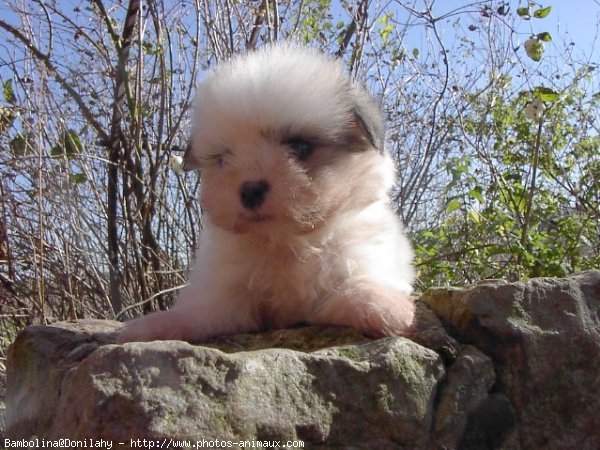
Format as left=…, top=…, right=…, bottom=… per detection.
left=186, top=44, right=395, bottom=238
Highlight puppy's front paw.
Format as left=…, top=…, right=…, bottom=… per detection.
left=117, top=310, right=190, bottom=343
left=363, top=288, right=415, bottom=337
left=313, top=279, right=415, bottom=337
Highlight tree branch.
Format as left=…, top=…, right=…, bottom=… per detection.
left=0, top=18, right=109, bottom=143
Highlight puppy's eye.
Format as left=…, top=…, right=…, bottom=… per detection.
left=205, top=152, right=226, bottom=168
left=285, top=138, right=314, bottom=161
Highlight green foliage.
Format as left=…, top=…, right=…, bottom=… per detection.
left=517, top=3, right=552, bottom=20
left=377, top=12, right=394, bottom=44
left=533, top=6, right=552, bottom=19
left=1, top=81, right=17, bottom=135
left=525, top=38, right=544, bottom=62
left=536, top=32, right=552, bottom=42
left=1, top=106, right=17, bottom=135
left=412, top=1, right=598, bottom=289
left=299, top=0, right=335, bottom=44
left=415, top=80, right=600, bottom=287
left=516, top=7, right=530, bottom=18
left=3, top=79, right=16, bottom=103
left=70, top=173, right=88, bottom=184
left=519, top=3, right=553, bottom=61
left=50, top=129, right=84, bottom=159
left=532, top=86, right=559, bottom=102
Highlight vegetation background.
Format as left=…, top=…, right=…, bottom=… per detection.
left=0, top=0, right=599, bottom=405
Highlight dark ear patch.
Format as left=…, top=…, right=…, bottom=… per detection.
left=342, top=86, right=386, bottom=153
left=349, top=111, right=378, bottom=149
left=344, top=107, right=385, bottom=153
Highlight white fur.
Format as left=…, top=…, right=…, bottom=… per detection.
left=119, top=44, right=416, bottom=343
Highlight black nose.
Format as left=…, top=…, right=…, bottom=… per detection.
left=240, top=180, right=270, bottom=210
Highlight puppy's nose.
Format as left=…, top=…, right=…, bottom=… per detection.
left=240, top=180, right=270, bottom=210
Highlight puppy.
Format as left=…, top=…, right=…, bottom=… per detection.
left=118, top=44, right=416, bottom=343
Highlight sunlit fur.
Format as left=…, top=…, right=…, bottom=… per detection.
left=118, top=44, right=416, bottom=343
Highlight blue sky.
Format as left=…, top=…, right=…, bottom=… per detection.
left=550, top=1, right=600, bottom=45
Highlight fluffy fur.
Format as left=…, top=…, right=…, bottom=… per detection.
left=118, top=44, right=416, bottom=343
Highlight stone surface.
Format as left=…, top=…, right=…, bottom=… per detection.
left=5, top=270, right=600, bottom=449
left=421, top=270, right=600, bottom=450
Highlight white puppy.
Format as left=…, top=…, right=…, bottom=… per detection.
left=119, top=44, right=415, bottom=343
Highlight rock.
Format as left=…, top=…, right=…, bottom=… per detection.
left=4, top=314, right=491, bottom=449
left=422, top=270, right=600, bottom=450
left=6, top=322, right=449, bottom=448
left=5, top=271, right=599, bottom=449
left=4, top=319, right=119, bottom=440
left=432, top=345, right=500, bottom=449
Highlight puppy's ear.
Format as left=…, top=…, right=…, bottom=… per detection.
left=182, top=143, right=202, bottom=171
left=346, top=91, right=386, bottom=153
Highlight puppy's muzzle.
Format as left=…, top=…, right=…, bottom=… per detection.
left=240, top=180, right=270, bottom=210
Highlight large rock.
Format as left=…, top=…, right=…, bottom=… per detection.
left=421, top=270, right=600, bottom=450
left=5, top=270, right=599, bottom=449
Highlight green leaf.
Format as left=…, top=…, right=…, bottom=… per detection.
left=468, top=210, right=482, bottom=224
left=70, top=173, right=87, bottom=184
left=142, top=41, right=154, bottom=54
left=3, top=79, right=16, bottom=104
left=525, top=39, right=544, bottom=62
left=64, top=129, right=83, bottom=157
left=0, top=107, right=16, bottom=133
left=517, top=7, right=530, bottom=18
left=446, top=198, right=462, bottom=214
left=412, top=48, right=420, bottom=59
left=377, top=12, right=392, bottom=24
left=468, top=187, right=484, bottom=203
left=533, top=86, right=560, bottom=102
left=378, top=14, right=394, bottom=41
left=51, top=129, right=84, bottom=159
left=533, top=6, right=552, bottom=19
left=536, top=32, right=552, bottom=42
left=50, top=145, right=63, bottom=157
left=10, top=133, right=28, bottom=156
